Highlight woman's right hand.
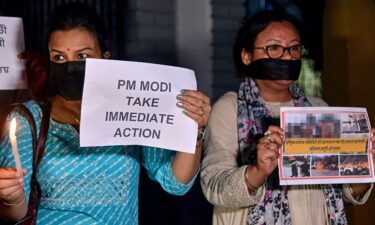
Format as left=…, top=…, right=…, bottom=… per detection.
left=0, top=168, right=26, bottom=204
left=246, top=125, right=285, bottom=190
left=255, top=125, right=284, bottom=178
left=18, top=51, right=50, bottom=100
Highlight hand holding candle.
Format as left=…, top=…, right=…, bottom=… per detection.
left=9, top=118, right=22, bottom=175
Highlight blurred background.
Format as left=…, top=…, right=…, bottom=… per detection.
left=1, top=0, right=375, bottom=224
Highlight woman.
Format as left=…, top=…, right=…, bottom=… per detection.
left=0, top=3, right=210, bottom=224
left=200, top=10, right=373, bottom=225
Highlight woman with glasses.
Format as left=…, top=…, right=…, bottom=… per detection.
left=0, top=2, right=210, bottom=224
left=200, top=10, right=373, bottom=225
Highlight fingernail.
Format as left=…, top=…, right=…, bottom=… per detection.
left=19, top=178, right=23, bottom=183
left=182, top=110, right=188, bottom=115
left=177, top=94, right=184, bottom=99
left=181, top=89, right=187, bottom=93
left=16, top=173, right=20, bottom=177
left=176, top=102, right=184, bottom=107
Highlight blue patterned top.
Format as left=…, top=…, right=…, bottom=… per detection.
left=0, top=101, right=195, bottom=225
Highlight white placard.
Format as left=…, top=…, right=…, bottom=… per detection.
left=279, top=106, right=374, bottom=185
left=0, top=16, right=27, bottom=89
left=80, top=58, right=198, bottom=153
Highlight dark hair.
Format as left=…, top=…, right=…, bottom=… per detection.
left=45, top=2, right=109, bottom=53
left=233, top=10, right=303, bottom=77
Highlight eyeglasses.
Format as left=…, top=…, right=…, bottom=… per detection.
left=252, top=44, right=304, bottom=59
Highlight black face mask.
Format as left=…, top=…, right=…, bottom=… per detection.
left=48, top=61, right=86, bottom=100
left=245, top=58, right=302, bottom=81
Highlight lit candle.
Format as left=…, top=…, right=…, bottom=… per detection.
left=9, top=118, right=22, bottom=175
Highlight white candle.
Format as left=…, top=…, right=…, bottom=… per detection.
left=9, top=118, right=22, bottom=175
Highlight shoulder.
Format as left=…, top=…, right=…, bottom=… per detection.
left=12, top=100, right=42, bottom=126
left=210, top=91, right=238, bottom=122
left=213, top=91, right=237, bottom=110
left=23, top=100, right=44, bottom=122
left=307, top=97, right=328, bottom=107
left=22, top=100, right=42, bottom=113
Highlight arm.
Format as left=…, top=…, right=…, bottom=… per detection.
left=173, top=90, right=210, bottom=184
left=0, top=111, right=34, bottom=222
left=343, top=128, right=375, bottom=204
left=342, top=183, right=373, bottom=205
left=141, top=90, right=210, bottom=195
left=141, top=147, right=195, bottom=196
left=172, top=144, right=202, bottom=184
left=0, top=169, right=28, bottom=222
left=309, top=98, right=374, bottom=202
left=245, top=125, right=284, bottom=193
left=200, top=92, right=264, bottom=208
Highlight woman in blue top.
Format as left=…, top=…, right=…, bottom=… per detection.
left=0, top=3, right=210, bottom=225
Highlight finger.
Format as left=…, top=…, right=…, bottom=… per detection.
left=176, top=103, right=210, bottom=127
left=10, top=188, right=24, bottom=200
left=267, top=133, right=284, bottom=146
left=17, top=51, right=28, bottom=59
left=0, top=184, right=23, bottom=198
left=177, top=91, right=211, bottom=127
left=22, top=168, right=27, bottom=176
left=371, top=129, right=375, bottom=142
left=177, top=95, right=204, bottom=112
left=0, top=185, right=24, bottom=202
left=0, top=177, right=23, bottom=189
left=258, top=149, right=279, bottom=163
left=180, top=109, right=205, bottom=127
left=258, top=136, right=269, bottom=144
left=265, top=125, right=285, bottom=137
left=267, top=142, right=280, bottom=153
left=260, top=142, right=280, bottom=155
left=176, top=101, right=204, bottom=116
left=179, top=90, right=210, bottom=105
left=0, top=168, right=20, bottom=179
left=4, top=188, right=24, bottom=203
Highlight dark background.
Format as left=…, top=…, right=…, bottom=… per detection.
left=0, top=1, right=338, bottom=225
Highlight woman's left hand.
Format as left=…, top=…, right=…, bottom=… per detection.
left=172, top=90, right=210, bottom=184
left=350, top=128, right=375, bottom=199
left=176, top=90, right=211, bottom=128
left=371, top=128, right=375, bottom=157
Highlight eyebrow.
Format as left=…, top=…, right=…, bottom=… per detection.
left=49, top=47, right=94, bottom=53
left=265, top=38, right=301, bottom=43
left=76, top=47, right=95, bottom=52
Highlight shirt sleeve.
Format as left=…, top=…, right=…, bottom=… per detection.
left=342, top=183, right=373, bottom=205
left=141, top=146, right=196, bottom=196
left=200, top=92, right=264, bottom=208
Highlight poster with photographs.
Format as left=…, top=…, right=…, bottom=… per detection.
left=279, top=107, right=374, bottom=185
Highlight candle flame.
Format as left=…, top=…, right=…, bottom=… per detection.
left=10, top=118, right=17, bottom=137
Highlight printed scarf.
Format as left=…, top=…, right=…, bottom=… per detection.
left=237, top=77, right=347, bottom=225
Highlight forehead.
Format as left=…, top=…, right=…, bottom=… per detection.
left=48, top=27, right=99, bottom=49
left=255, top=21, right=300, bottom=43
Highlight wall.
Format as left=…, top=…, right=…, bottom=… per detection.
left=211, top=0, right=246, bottom=99
left=323, top=0, right=375, bottom=123
left=176, top=0, right=212, bottom=96
left=124, top=0, right=177, bottom=65
left=323, top=1, right=375, bottom=224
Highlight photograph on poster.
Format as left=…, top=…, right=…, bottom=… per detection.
left=279, top=107, right=374, bottom=185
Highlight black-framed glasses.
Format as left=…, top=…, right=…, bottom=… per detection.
left=252, top=44, right=304, bottom=59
